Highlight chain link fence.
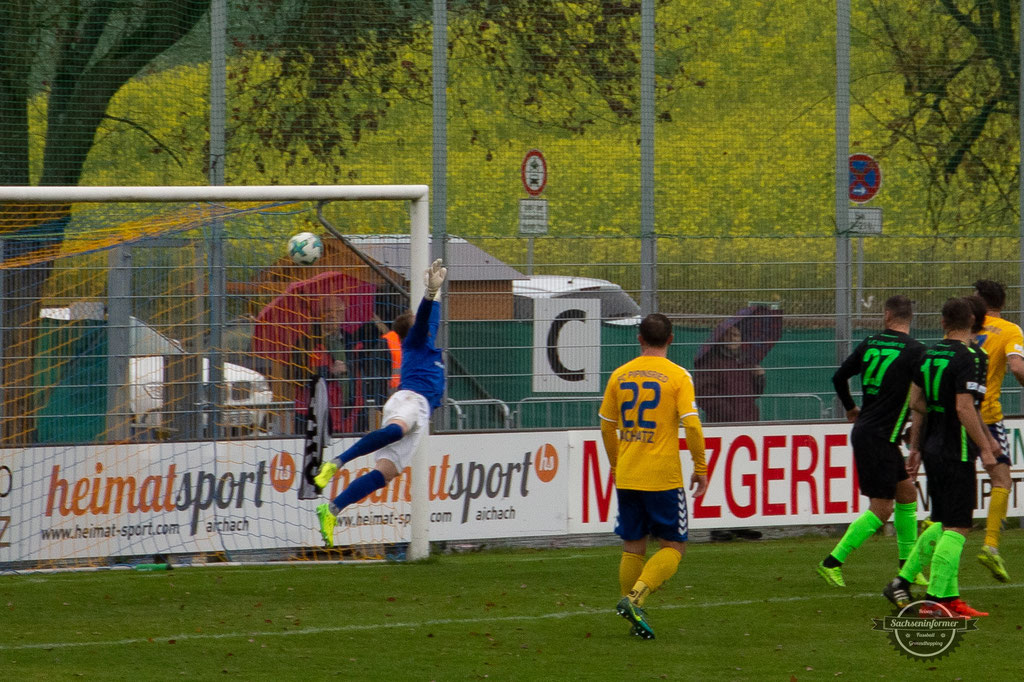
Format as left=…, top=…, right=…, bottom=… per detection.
left=1, top=1, right=1023, bottom=442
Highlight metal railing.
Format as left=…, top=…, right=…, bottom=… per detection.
left=441, top=398, right=513, bottom=431
left=757, top=393, right=830, bottom=422
left=512, top=396, right=603, bottom=430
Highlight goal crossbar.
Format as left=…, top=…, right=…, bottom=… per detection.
left=0, top=184, right=429, bottom=204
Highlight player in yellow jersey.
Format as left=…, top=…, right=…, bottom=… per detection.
left=599, top=313, right=707, bottom=639
left=971, top=279, right=1024, bottom=582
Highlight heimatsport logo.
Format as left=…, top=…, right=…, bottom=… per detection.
left=44, top=462, right=269, bottom=535
left=432, top=445, right=560, bottom=523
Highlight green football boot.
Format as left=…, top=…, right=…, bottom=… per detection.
left=816, top=560, right=845, bottom=588
left=316, top=503, right=336, bottom=548
left=616, top=597, right=655, bottom=640
left=314, top=460, right=338, bottom=489
left=978, top=545, right=1010, bottom=583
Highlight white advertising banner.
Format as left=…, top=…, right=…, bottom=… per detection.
left=0, top=432, right=572, bottom=564
left=568, top=420, right=1024, bottom=533
left=315, top=432, right=569, bottom=544
left=2, top=420, right=1022, bottom=565
left=0, top=441, right=319, bottom=561
left=415, top=432, right=567, bottom=541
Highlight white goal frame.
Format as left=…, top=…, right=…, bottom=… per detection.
left=0, top=184, right=432, bottom=561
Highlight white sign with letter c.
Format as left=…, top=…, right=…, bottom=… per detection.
left=531, top=298, right=601, bottom=393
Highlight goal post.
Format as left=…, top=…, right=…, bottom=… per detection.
left=0, top=185, right=432, bottom=568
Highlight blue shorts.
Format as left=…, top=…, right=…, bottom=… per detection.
left=614, top=488, right=689, bottom=543
left=987, top=422, right=1012, bottom=466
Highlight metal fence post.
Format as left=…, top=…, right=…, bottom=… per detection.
left=640, top=0, right=657, bottom=315
left=106, top=245, right=132, bottom=441
left=207, top=0, right=227, bottom=439
left=834, top=0, right=852, bottom=418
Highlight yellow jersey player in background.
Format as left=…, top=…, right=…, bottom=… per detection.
left=971, top=279, right=1024, bottom=582
left=599, top=313, right=707, bottom=640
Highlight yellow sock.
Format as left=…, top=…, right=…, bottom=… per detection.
left=619, top=552, right=645, bottom=597
left=630, top=547, right=682, bottom=606
left=985, top=486, right=1010, bottom=550
left=627, top=581, right=651, bottom=606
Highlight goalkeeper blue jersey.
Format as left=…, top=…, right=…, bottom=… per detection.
left=400, top=297, right=445, bottom=410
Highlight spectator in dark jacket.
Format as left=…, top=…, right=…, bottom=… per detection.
left=694, top=322, right=767, bottom=540
left=694, top=323, right=765, bottom=423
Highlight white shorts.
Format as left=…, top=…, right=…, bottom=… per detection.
left=375, top=390, right=430, bottom=470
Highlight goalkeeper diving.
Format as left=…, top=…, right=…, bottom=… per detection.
left=314, top=259, right=447, bottom=546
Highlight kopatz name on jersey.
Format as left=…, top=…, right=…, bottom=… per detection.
left=619, top=428, right=655, bottom=443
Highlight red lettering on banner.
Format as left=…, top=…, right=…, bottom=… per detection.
left=45, top=463, right=180, bottom=517
left=72, top=478, right=90, bottom=515
left=430, top=454, right=451, bottom=501
left=823, top=434, right=848, bottom=514
left=761, top=435, right=786, bottom=516
left=582, top=440, right=615, bottom=523
left=138, top=475, right=161, bottom=512
left=850, top=458, right=861, bottom=512
left=46, top=467, right=66, bottom=515
left=393, top=468, right=412, bottom=503
left=690, top=437, right=721, bottom=518
left=725, top=435, right=757, bottom=518
left=163, top=465, right=177, bottom=512
left=89, top=462, right=104, bottom=513
left=791, top=434, right=819, bottom=514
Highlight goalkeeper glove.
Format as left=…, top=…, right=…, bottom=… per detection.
left=424, top=258, right=447, bottom=300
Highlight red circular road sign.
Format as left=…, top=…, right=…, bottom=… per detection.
left=521, top=149, right=547, bottom=197
left=849, top=153, right=881, bottom=203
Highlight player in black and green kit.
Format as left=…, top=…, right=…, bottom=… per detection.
left=883, top=298, right=996, bottom=617
left=817, top=295, right=926, bottom=587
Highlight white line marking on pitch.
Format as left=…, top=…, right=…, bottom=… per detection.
left=0, top=581, right=1019, bottom=652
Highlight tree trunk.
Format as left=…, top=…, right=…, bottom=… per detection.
left=0, top=0, right=210, bottom=444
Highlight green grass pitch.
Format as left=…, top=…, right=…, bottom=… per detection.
left=2, top=530, right=1021, bottom=680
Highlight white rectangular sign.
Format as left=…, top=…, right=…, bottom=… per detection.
left=518, top=198, right=548, bottom=235
left=849, top=207, right=882, bottom=235
left=531, top=298, right=601, bottom=393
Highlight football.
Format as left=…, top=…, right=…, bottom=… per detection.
left=288, top=232, right=323, bottom=265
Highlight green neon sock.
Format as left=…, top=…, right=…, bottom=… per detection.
left=893, top=502, right=918, bottom=561
left=926, top=531, right=967, bottom=599
left=898, top=521, right=943, bottom=583
left=829, top=510, right=883, bottom=563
